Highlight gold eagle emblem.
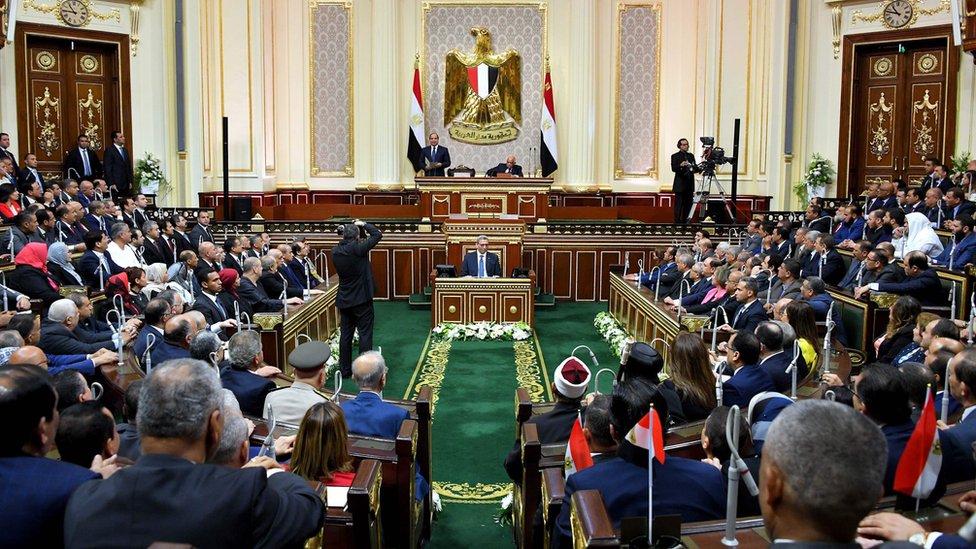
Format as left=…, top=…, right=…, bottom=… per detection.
left=444, top=27, right=521, bottom=144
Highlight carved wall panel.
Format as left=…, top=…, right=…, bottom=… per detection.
left=614, top=3, right=661, bottom=179
left=309, top=1, right=353, bottom=177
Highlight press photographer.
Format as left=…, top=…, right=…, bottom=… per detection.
left=331, top=219, right=383, bottom=377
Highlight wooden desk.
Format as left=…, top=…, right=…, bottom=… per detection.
left=415, top=177, right=552, bottom=221
left=253, top=277, right=340, bottom=373
left=431, top=274, right=535, bottom=327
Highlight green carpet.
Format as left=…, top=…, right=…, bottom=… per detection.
left=348, top=300, right=612, bottom=548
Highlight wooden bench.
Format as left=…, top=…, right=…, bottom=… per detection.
left=304, top=459, right=383, bottom=549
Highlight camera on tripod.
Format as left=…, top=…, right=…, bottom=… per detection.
left=697, top=136, right=734, bottom=175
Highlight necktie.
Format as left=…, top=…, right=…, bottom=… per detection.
left=733, top=301, right=747, bottom=327
left=432, top=146, right=437, bottom=159
left=215, top=298, right=227, bottom=318
left=118, top=146, right=126, bottom=160
left=82, top=149, right=91, bottom=176
left=506, top=168, right=510, bottom=173
left=479, top=255, right=486, bottom=278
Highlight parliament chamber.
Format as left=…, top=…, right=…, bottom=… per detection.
left=6, top=0, right=976, bottom=548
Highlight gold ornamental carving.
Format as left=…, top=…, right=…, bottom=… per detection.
left=79, top=88, right=103, bottom=150
left=850, top=0, right=949, bottom=28
left=252, top=313, right=283, bottom=330
left=912, top=89, right=939, bottom=157
left=24, top=0, right=121, bottom=24
left=478, top=305, right=487, bottom=314
left=917, top=53, right=938, bottom=74
left=869, top=292, right=899, bottom=308
left=444, top=27, right=521, bottom=145
left=873, top=57, right=893, bottom=77
left=448, top=305, right=456, bottom=314
left=79, top=54, right=99, bottom=73
left=33, top=87, right=61, bottom=157
left=35, top=50, right=57, bottom=71
left=509, top=306, right=517, bottom=314
left=869, top=92, right=893, bottom=161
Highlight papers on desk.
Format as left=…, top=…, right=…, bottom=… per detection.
left=453, top=172, right=473, bottom=178
left=327, top=486, right=349, bottom=509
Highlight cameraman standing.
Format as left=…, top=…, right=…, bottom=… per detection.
left=671, top=138, right=699, bottom=223
left=332, top=219, right=382, bottom=377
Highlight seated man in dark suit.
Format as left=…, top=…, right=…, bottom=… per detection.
left=55, top=401, right=119, bottom=469
left=755, top=321, right=807, bottom=393
left=259, top=255, right=303, bottom=299
left=149, top=313, right=194, bottom=367
left=240, top=256, right=303, bottom=312
left=939, top=347, right=976, bottom=484
left=504, top=356, right=590, bottom=482
left=77, top=229, right=122, bottom=289
left=419, top=132, right=451, bottom=176
left=339, top=350, right=429, bottom=500
left=553, top=378, right=725, bottom=548
left=0, top=364, right=113, bottom=549
left=489, top=155, right=523, bottom=177
left=945, top=187, right=976, bottom=225
left=810, top=233, right=846, bottom=286
left=192, top=270, right=232, bottom=333
left=717, top=276, right=769, bottom=334
left=721, top=332, right=776, bottom=408
left=39, top=298, right=134, bottom=356
left=856, top=362, right=944, bottom=503
left=804, top=204, right=832, bottom=233
left=219, top=330, right=276, bottom=417
left=856, top=250, right=948, bottom=307
left=63, top=358, right=324, bottom=548
left=460, top=235, right=502, bottom=278
left=761, top=400, right=890, bottom=547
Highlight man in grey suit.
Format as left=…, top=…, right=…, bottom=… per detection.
left=64, top=358, right=324, bottom=548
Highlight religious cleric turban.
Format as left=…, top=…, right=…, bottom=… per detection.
left=554, top=357, right=591, bottom=399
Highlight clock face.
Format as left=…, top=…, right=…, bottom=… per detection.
left=883, top=0, right=913, bottom=28
left=59, top=0, right=91, bottom=27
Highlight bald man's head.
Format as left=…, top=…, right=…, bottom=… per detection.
left=929, top=337, right=964, bottom=356
left=183, top=310, right=208, bottom=332
left=8, top=346, right=48, bottom=369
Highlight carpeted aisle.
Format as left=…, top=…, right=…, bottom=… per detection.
left=352, top=300, right=612, bottom=548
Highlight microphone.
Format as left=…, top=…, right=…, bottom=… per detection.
left=67, top=167, right=81, bottom=181
left=143, top=333, right=156, bottom=374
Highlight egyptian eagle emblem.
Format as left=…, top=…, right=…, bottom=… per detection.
left=443, top=27, right=521, bottom=144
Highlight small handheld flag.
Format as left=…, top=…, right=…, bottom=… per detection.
left=894, top=386, right=943, bottom=500
left=564, top=413, right=593, bottom=476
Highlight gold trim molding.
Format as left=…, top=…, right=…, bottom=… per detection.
left=24, top=0, right=121, bottom=25
left=613, top=2, right=662, bottom=180
left=308, top=0, right=355, bottom=178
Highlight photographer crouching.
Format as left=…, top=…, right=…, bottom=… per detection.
left=332, top=219, right=382, bottom=377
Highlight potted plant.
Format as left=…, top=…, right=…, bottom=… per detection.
left=793, top=153, right=835, bottom=207
left=133, top=153, right=170, bottom=200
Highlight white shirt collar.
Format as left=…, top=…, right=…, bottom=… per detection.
left=963, top=405, right=976, bottom=422
left=760, top=350, right=784, bottom=364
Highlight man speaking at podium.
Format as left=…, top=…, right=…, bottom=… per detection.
left=461, top=235, right=502, bottom=278
left=488, top=155, right=523, bottom=177
left=421, top=132, right=451, bottom=176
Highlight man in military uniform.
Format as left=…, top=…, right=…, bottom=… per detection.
left=264, top=341, right=331, bottom=425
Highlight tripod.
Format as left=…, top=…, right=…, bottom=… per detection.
left=686, top=167, right=735, bottom=223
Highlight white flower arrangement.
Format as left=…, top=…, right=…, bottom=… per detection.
left=134, top=152, right=170, bottom=197
left=593, top=311, right=628, bottom=358
left=792, top=153, right=835, bottom=206
left=432, top=322, right=532, bottom=342
left=324, top=327, right=359, bottom=377
left=494, top=491, right=514, bottom=525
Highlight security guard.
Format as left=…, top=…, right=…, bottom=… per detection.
left=263, top=341, right=332, bottom=425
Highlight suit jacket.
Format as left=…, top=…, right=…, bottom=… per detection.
left=102, top=144, right=133, bottom=195
left=933, top=232, right=976, bottom=268
left=82, top=213, right=107, bottom=233
left=141, top=237, right=170, bottom=266
left=723, top=364, right=776, bottom=409
left=950, top=200, right=976, bottom=220
left=134, top=325, right=164, bottom=367
left=6, top=265, right=61, bottom=306
left=730, top=300, right=768, bottom=333
left=240, top=276, right=284, bottom=312
left=260, top=270, right=302, bottom=300
left=877, top=269, right=947, bottom=307
left=927, top=205, right=950, bottom=226
left=173, top=230, right=194, bottom=255
left=503, top=401, right=580, bottom=482
left=834, top=217, right=866, bottom=242
left=120, top=211, right=137, bottom=229
left=63, top=453, right=324, bottom=549
left=149, top=340, right=191, bottom=369
left=940, top=409, right=976, bottom=483
left=220, top=367, right=276, bottom=417
left=490, top=163, right=523, bottom=177
left=17, top=167, right=45, bottom=189
left=218, top=290, right=252, bottom=322
left=78, top=250, right=122, bottom=288
left=678, top=276, right=713, bottom=306
left=39, top=321, right=110, bottom=355
left=224, top=254, right=246, bottom=275
left=760, top=351, right=808, bottom=393
left=63, top=146, right=102, bottom=179
left=0, top=147, right=18, bottom=173
left=340, top=391, right=410, bottom=440
left=48, top=261, right=84, bottom=287
left=817, top=249, right=846, bottom=286
left=671, top=150, right=698, bottom=193
left=279, top=263, right=306, bottom=291
left=189, top=223, right=214, bottom=249
left=771, top=239, right=792, bottom=259
left=460, top=251, right=502, bottom=277
left=837, top=259, right=864, bottom=290
left=420, top=145, right=451, bottom=176
left=554, top=451, right=725, bottom=549
left=662, top=271, right=694, bottom=300
left=0, top=456, right=100, bottom=549
left=804, top=293, right=848, bottom=346
left=867, top=196, right=899, bottom=212
left=877, top=324, right=915, bottom=364
left=332, top=223, right=382, bottom=308
left=806, top=216, right=832, bottom=233
left=862, top=263, right=901, bottom=287
left=194, top=259, right=220, bottom=280
left=192, top=292, right=229, bottom=327
left=865, top=226, right=893, bottom=246
left=0, top=226, right=33, bottom=258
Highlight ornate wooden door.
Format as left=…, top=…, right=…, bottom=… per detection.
left=847, top=36, right=955, bottom=195
left=18, top=33, right=121, bottom=181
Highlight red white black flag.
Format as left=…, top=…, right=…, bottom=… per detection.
left=408, top=62, right=426, bottom=172
left=540, top=62, right=558, bottom=177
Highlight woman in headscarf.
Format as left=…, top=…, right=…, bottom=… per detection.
left=47, top=242, right=84, bottom=287
left=0, top=183, right=23, bottom=220
left=141, top=263, right=171, bottom=301
left=217, top=268, right=253, bottom=323
left=7, top=242, right=61, bottom=306
left=895, top=211, right=944, bottom=260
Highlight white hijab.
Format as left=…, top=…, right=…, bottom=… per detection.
left=899, top=212, right=944, bottom=259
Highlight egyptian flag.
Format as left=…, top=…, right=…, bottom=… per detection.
left=894, top=386, right=943, bottom=499
left=407, top=64, right=426, bottom=172
left=540, top=65, right=558, bottom=177
left=626, top=408, right=666, bottom=464
left=564, top=413, right=593, bottom=477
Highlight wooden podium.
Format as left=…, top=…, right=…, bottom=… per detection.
left=415, top=177, right=552, bottom=221
left=430, top=272, right=536, bottom=328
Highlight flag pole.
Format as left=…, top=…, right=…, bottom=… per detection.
left=942, top=359, right=952, bottom=423
left=647, top=403, right=654, bottom=546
